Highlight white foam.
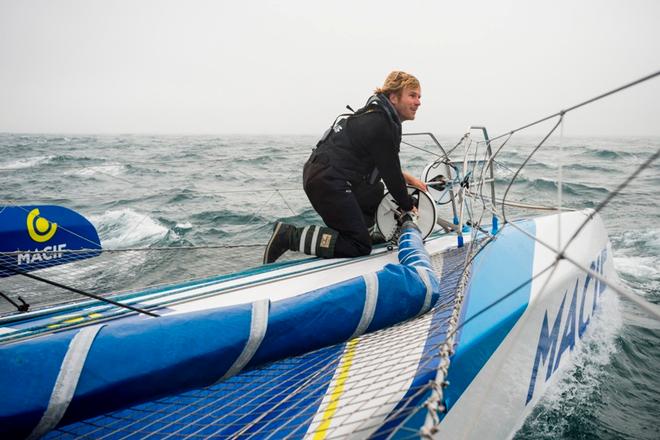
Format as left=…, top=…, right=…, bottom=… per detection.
left=525, top=290, right=622, bottom=434
left=617, top=228, right=660, bottom=250
left=90, top=208, right=169, bottom=248
left=175, top=222, right=193, bottom=229
left=75, top=165, right=125, bottom=177
left=647, top=229, right=660, bottom=250
left=1, top=156, right=52, bottom=170
left=613, top=255, right=659, bottom=280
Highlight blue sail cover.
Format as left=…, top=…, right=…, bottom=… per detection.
left=0, top=205, right=101, bottom=278
left=0, top=223, right=440, bottom=439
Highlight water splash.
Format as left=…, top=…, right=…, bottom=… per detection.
left=75, top=164, right=126, bottom=177
left=0, top=155, right=53, bottom=170
left=516, top=291, right=622, bottom=439
left=89, top=208, right=170, bottom=248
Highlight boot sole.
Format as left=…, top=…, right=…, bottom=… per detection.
left=263, top=222, right=284, bottom=264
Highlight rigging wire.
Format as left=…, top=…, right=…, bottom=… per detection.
left=400, top=140, right=445, bottom=159
left=0, top=263, right=160, bottom=317
left=420, top=70, right=660, bottom=435
left=450, top=142, right=660, bottom=329
left=473, top=71, right=660, bottom=318
left=487, top=69, right=660, bottom=144
left=500, top=115, right=564, bottom=224
left=562, top=147, right=660, bottom=259
left=558, top=117, right=565, bottom=252
left=446, top=148, right=660, bottom=327
left=276, top=189, right=298, bottom=218
left=435, top=141, right=660, bottom=343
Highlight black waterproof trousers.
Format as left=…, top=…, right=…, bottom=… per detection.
left=303, top=154, right=383, bottom=258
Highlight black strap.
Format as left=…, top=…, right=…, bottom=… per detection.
left=317, top=112, right=353, bottom=147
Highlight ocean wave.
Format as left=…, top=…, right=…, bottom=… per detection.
left=74, top=164, right=126, bottom=177
left=563, top=163, right=612, bottom=173
left=0, top=155, right=53, bottom=170
left=512, top=176, right=609, bottom=196
left=233, top=155, right=278, bottom=166
left=610, top=229, right=660, bottom=322
left=167, top=191, right=196, bottom=203
left=590, top=150, right=623, bottom=160
left=44, top=136, right=72, bottom=143
left=89, top=208, right=169, bottom=248
left=190, top=209, right=268, bottom=225
left=48, top=155, right=88, bottom=164
left=585, top=149, right=639, bottom=160
left=613, top=229, right=660, bottom=256
left=614, top=255, right=659, bottom=285
left=183, top=206, right=321, bottom=245
left=613, top=253, right=659, bottom=299
left=175, top=221, right=193, bottom=230
left=121, top=163, right=168, bottom=176
left=520, top=161, right=554, bottom=171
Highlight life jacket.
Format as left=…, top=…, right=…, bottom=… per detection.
left=313, top=94, right=402, bottom=185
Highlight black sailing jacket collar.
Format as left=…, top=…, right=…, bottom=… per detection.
left=362, top=94, right=401, bottom=130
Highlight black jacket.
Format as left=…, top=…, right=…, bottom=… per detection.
left=314, top=95, right=413, bottom=211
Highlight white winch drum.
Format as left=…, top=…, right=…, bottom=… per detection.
left=421, top=160, right=456, bottom=205
left=376, top=185, right=437, bottom=241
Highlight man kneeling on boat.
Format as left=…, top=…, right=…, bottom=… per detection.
left=263, top=70, right=427, bottom=264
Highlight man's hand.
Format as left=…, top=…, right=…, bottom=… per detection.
left=403, top=171, right=428, bottom=192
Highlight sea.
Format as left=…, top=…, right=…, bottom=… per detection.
left=1, top=132, right=658, bottom=439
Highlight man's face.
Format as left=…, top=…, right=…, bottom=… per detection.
left=389, top=87, right=421, bottom=122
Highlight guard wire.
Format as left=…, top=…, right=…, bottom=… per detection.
left=0, top=262, right=160, bottom=318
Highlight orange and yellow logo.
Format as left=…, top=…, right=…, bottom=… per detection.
left=27, top=208, right=58, bottom=243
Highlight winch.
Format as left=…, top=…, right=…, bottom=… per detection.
left=375, top=185, right=438, bottom=241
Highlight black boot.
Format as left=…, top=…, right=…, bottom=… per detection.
left=294, top=225, right=338, bottom=258
left=263, top=222, right=295, bottom=264
left=263, top=223, right=339, bottom=264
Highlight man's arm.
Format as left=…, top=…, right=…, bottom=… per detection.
left=402, top=171, right=428, bottom=192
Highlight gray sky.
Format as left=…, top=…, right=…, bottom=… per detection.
left=1, top=0, right=659, bottom=137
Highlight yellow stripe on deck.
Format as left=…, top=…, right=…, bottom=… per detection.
left=312, top=337, right=360, bottom=439
left=47, top=313, right=104, bottom=329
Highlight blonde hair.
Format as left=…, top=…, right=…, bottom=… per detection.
left=374, top=71, right=420, bottom=97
